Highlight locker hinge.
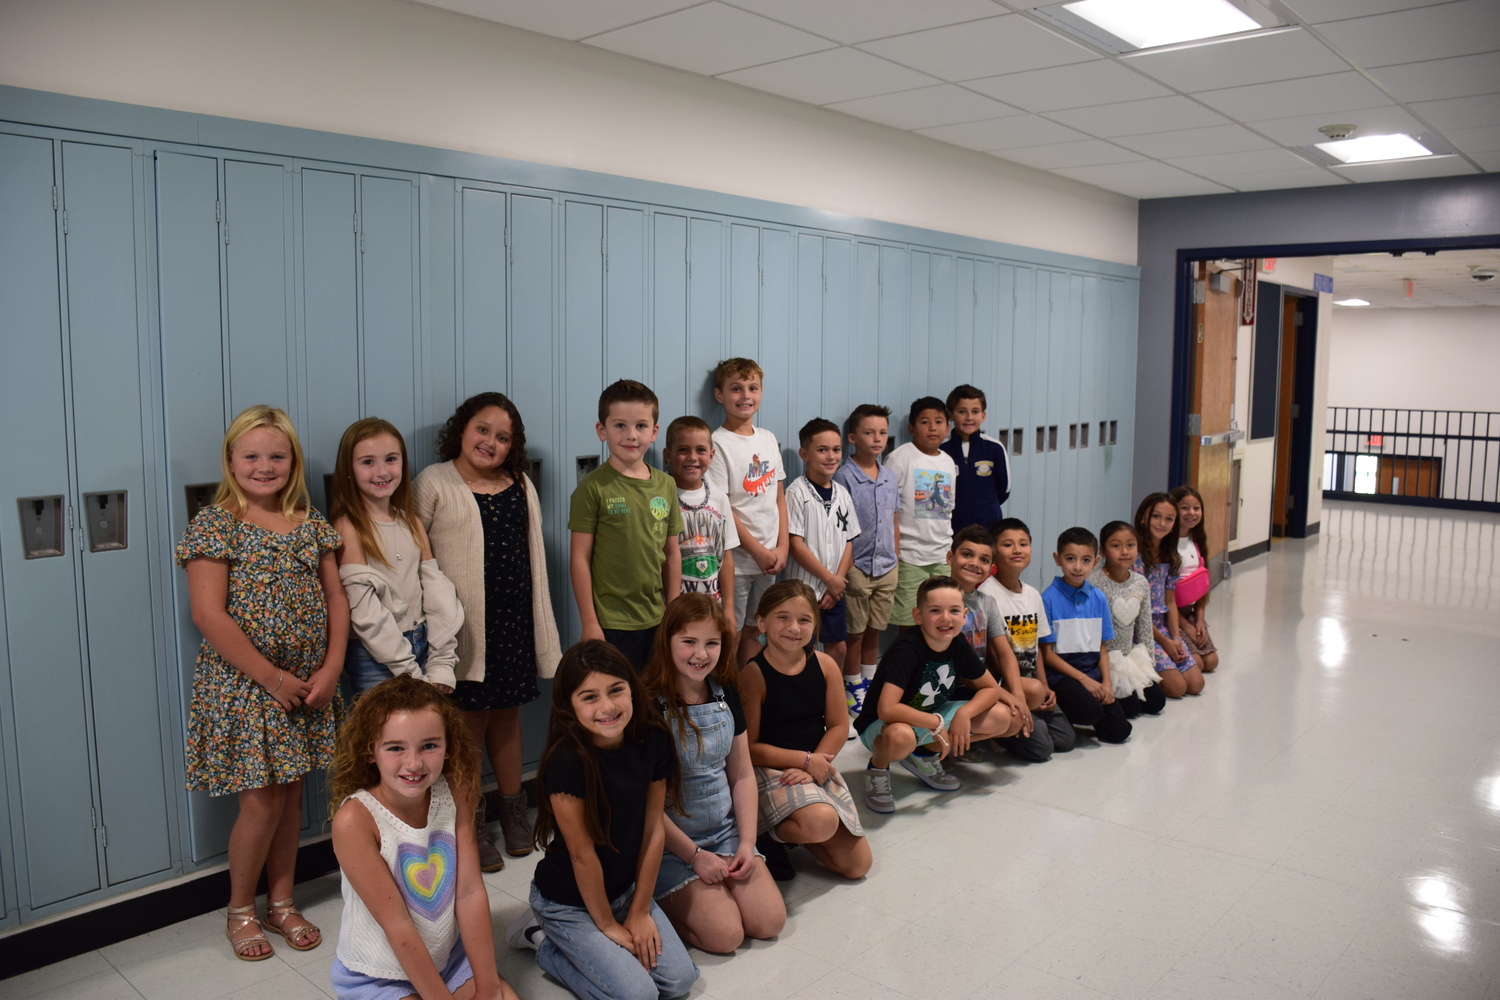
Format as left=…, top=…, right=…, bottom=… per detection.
left=68, top=504, right=75, bottom=530
left=91, top=807, right=97, bottom=828
left=61, top=210, right=69, bottom=235
left=101, top=826, right=107, bottom=847
left=52, top=185, right=58, bottom=210
left=216, top=200, right=221, bottom=223
left=224, top=220, right=230, bottom=245
left=359, top=231, right=365, bottom=254
left=353, top=212, right=359, bottom=233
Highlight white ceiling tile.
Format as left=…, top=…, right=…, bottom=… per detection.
left=918, top=114, right=1091, bottom=151
left=1046, top=96, right=1233, bottom=137
left=1164, top=148, right=1319, bottom=174
left=857, top=14, right=1097, bottom=82
left=1284, top=0, right=1459, bottom=24
left=963, top=61, right=1172, bottom=112
left=1192, top=72, right=1390, bottom=121
left=1369, top=52, right=1500, bottom=103
left=1316, top=1, right=1500, bottom=66
left=1052, top=159, right=1207, bottom=185
left=1445, top=124, right=1500, bottom=152
left=825, top=84, right=1024, bottom=130
left=1245, top=104, right=1427, bottom=145
left=1113, top=124, right=1278, bottom=157
left=1085, top=175, right=1238, bottom=199
left=998, top=139, right=1150, bottom=169
left=1124, top=29, right=1349, bottom=93
left=718, top=47, right=939, bottom=105
left=1409, top=93, right=1500, bottom=131
left=584, top=3, right=833, bottom=75
left=722, top=0, right=1004, bottom=44
left=411, top=0, right=698, bottom=40
left=1471, top=150, right=1500, bottom=170
left=1215, top=168, right=1352, bottom=190
left=1333, top=155, right=1480, bottom=181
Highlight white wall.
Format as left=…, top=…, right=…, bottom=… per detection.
left=0, top=0, right=1137, bottom=266
left=1328, top=308, right=1500, bottom=412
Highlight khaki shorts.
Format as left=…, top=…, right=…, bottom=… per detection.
left=845, top=565, right=898, bottom=635
left=891, top=560, right=949, bottom=626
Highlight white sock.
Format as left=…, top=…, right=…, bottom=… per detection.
left=860, top=662, right=878, bottom=680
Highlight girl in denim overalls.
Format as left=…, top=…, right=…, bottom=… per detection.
left=641, top=595, right=787, bottom=953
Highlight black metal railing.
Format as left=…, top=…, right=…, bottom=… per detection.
left=1324, top=408, right=1500, bottom=512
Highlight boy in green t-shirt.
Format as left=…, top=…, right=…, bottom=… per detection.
left=569, top=379, right=684, bottom=667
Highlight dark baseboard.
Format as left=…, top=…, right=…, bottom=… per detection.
left=1303, top=520, right=1320, bottom=537
left=1228, top=540, right=1270, bottom=563
left=0, top=780, right=534, bottom=980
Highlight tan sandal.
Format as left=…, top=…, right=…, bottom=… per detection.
left=226, top=904, right=274, bottom=961
left=265, top=898, right=321, bottom=951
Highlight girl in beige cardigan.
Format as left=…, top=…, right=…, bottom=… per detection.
left=414, top=394, right=562, bottom=872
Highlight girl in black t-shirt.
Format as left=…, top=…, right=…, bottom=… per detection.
left=509, top=641, right=698, bottom=1000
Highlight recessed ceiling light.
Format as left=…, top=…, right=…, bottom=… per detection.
left=1334, top=298, right=1370, bottom=306
left=1317, top=134, right=1433, bottom=164
left=1061, top=0, right=1260, bottom=50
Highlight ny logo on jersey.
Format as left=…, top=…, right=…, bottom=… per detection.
left=836, top=508, right=849, bottom=533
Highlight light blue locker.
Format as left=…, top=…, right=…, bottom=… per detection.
left=0, top=132, right=101, bottom=908
left=651, top=213, right=689, bottom=420
left=928, top=253, right=957, bottom=398
left=563, top=200, right=605, bottom=461
left=821, top=238, right=853, bottom=427
left=506, top=192, right=557, bottom=762
left=950, top=258, right=974, bottom=404
left=688, top=218, right=725, bottom=421
left=758, top=228, right=793, bottom=454
left=1080, top=276, right=1108, bottom=530
left=360, top=176, right=420, bottom=449
left=223, top=159, right=293, bottom=416
left=851, top=243, right=880, bottom=415
left=1023, top=269, right=1050, bottom=586
left=877, top=247, right=908, bottom=436
left=974, top=261, right=1005, bottom=433
left=728, top=223, right=759, bottom=360
left=153, top=150, right=236, bottom=862
left=61, top=140, right=174, bottom=886
left=605, top=206, right=647, bottom=387
left=905, top=252, right=931, bottom=411
left=419, top=175, right=459, bottom=469
left=1105, top=279, right=1137, bottom=512
left=300, top=168, right=359, bottom=509
left=792, top=233, right=823, bottom=442
left=1044, top=273, right=1078, bottom=543
left=459, top=186, right=508, bottom=399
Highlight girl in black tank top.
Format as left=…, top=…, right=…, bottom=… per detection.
left=740, top=582, right=872, bottom=883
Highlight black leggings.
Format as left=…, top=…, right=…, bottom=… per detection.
left=1048, top=674, right=1133, bottom=743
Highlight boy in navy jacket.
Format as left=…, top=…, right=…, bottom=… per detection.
left=940, top=385, right=1012, bottom=532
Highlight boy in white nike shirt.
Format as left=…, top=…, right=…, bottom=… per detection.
left=705, top=357, right=789, bottom=665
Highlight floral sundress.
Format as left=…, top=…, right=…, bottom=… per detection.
left=175, top=504, right=344, bottom=795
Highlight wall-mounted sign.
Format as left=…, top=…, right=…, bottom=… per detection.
left=1314, top=273, right=1334, bottom=293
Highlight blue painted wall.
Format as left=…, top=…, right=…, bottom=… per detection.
left=0, top=86, right=1138, bottom=928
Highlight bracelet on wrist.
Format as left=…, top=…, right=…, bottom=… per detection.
left=802, top=751, right=812, bottom=771
left=688, top=847, right=702, bottom=868
left=271, top=670, right=285, bottom=693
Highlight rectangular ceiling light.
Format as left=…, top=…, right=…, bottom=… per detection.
left=1061, top=0, right=1260, bottom=50
left=1317, top=134, right=1433, bottom=164
left=1334, top=298, right=1370, bottom=306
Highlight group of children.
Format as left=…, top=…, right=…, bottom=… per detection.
left=175, top=358, right=1219, bottom=1000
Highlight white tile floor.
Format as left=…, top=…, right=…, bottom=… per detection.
left=8, top=501, right=1500, bottom=1000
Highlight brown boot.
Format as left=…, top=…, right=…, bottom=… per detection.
left=500, top=792, right=534, bottom=857
left=476, top=812, right=504, bottom=873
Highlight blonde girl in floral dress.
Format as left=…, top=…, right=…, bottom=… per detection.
left=177, top=406, right=348, bottom=962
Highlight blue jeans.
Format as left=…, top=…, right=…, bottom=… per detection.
left=346, top=622, right=429, bottom=694
left=528, top=883, right=698, bottom=1000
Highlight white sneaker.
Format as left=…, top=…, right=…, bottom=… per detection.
left=846, top=718, right=859, bottom=740
left=506, top=908, right=544, bottom=951
left=865, top=766, right=895, bottom=814
left=897, top=753, right=961, bottom=791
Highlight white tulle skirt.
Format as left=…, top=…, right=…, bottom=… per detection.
left=1112, top=644, right=1160, bottom=700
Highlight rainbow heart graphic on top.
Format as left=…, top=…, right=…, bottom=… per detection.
left=395, top=831, right=456, bottom=921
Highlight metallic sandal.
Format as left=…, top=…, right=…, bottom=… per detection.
left=265, top=898, right=321, bottom=951
left=226, top=904, right=274, bottom=961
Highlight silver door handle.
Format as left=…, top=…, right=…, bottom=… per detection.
left=1199, top=429, right=1245, bottom=447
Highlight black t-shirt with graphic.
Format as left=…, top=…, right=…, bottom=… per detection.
left=852, top=628, right=985, bottom=734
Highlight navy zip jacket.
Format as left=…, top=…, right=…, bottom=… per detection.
left=940, top=432, right=1012, bottom=531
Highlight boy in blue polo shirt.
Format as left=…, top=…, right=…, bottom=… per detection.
left=1039, top=526, right=1132, bottom=744
left=940, top=385, right=1012, bottom=531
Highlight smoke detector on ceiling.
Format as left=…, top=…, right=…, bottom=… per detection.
left=1318, top=124, right=1358, bottom=140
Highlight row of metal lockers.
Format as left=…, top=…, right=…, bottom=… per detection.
left=0, top=121, right=1137, bottom=929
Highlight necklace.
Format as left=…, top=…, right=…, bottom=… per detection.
left=679, top=482, right=712, bottom=512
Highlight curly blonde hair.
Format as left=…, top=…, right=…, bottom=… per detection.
left=328, top=676, right=481, bottom=817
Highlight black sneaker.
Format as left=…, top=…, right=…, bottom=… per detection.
left=757, top=832, right=796, bottom=881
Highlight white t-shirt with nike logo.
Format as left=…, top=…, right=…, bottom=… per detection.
left=708, top=425, right=786, bottom=553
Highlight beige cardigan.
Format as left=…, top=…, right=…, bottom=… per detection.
left=412, top=461, right=562, bottom=682
left=339, top=560, right=463, bottom=690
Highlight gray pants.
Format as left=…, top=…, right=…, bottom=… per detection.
left=993, top=709, right=1075, bottom=762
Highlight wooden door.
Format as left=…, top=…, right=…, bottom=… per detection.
left=1188, top=263, right=1236, bottom=565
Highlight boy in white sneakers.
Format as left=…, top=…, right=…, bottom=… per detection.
left=886, top=397, right=958, bottom=629
left=785, top=418, right=860, bottom=671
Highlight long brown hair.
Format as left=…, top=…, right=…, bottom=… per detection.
left=434, top=392, right=529, bottom=492
left=640, top=594, right=738, bottom=757
left=532, top=641, right=680, bottom=853
left=327, top=675, right=480, bottom=817
left=1169, top=485, right=1209, bottom=562
left=1133, top=492, right=1180, bottom=575
left=330, top=418, right=421, bottom=566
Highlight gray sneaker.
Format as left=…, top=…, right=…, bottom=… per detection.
left=898, top=752, right=961, bottom=791
left=864, top=766, right=895, bottom=814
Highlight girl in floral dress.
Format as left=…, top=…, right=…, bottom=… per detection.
left=177, top=405, right=348, bottom=961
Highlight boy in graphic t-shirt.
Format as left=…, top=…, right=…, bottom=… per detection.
left=664, top=415, right=739, bottom=631
left=884, top=396, right=958, bottom=627
left=705, top=358, right=789, bottom=665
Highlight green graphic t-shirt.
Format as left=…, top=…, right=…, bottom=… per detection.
left=569, top=463, right=684, bottom=630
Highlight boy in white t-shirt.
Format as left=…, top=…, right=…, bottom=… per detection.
left=977, top=517, right=1075, bottom=762
left=885, top=396, right=958, bottom=627
left=664, top=415, right=739, bottom=631
left=786, top=417, right=860, bottom=671
left=705, top=357, right=788, bottom=665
